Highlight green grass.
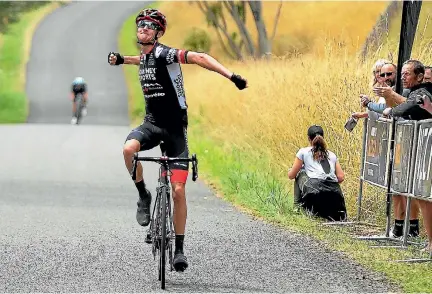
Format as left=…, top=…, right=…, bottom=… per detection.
left=0, top=18, right=29, bottom=123
left=119, top=6, right=432, bottom=293
left=0, top=2, right=59, bottom=123
left=118, top=13, right=143, bottom=125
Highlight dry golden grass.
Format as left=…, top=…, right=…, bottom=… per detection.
left=183, top=49, right=366, bottom=216
left=179, top=38, right=432, bottom=219
left=158, top=1, right=387, bottom=59
left=151, top=1, right=432, bottom=221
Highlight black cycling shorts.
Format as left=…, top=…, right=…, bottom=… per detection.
left=73, top=92, right=85, bottom=103
left=125, top=121, right=189, bottom=183
left=72, top=84, right=87, bottom=102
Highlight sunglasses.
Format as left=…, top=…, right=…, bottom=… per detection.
left=380, top=72, right=394, bottom=77
left=137, top=20, right=161, bottom=31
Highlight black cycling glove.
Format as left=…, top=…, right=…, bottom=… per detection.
left=230, top=73, right=247, bottom=90
left=108, top=52, right=124, bottom=65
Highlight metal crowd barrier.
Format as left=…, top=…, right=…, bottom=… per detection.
left=324, top=115, right=432, bottom=262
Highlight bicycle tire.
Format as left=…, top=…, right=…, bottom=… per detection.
left=75, top=94, right=84, bottom=124
left=159, top=185, right=168, bottom=289
left=167, top=190, right=174, bottom=272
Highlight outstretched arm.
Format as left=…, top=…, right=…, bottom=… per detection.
left=108, top=52, right=140, bottom=66
left=187, top=52, right=232, bottom=79
left=123, top=56, right=140, bottom=65
left=186, top=51, right=247, bottom=89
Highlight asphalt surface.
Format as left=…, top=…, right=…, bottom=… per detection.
left=1, top=1, right=397, bottom=293
left=26, top=1, right=143, bottom=125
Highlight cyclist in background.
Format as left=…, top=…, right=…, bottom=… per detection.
left=70, top=77, right=88, bottom=124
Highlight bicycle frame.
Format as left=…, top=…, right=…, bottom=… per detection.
left=130, top=144, right=198, bottom=289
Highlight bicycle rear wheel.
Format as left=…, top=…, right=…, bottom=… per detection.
left=159, top=185, right=168, bottom=289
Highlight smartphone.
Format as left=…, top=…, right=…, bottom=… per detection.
left=344, top=116, right=358, bottom=132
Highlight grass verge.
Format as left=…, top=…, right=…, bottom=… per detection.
left=0, top=1, right=62, bottom=123
left=186, top=121, right=432, bottom=293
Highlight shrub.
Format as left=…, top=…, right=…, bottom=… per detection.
left=183, top=27, right=211, bottom=52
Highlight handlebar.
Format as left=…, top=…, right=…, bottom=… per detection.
left=131, top=153, right=199, bottom=182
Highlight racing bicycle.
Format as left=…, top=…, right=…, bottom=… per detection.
left=131, top=142, right=198, bottom=290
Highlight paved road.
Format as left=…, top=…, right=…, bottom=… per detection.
left=0, top=1, right=397, bottom=292
left=26, top=1, right=143, bottom=125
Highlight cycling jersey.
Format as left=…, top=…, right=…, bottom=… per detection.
left=138, top=42, right=189, bottom=128
left=72, top=83, right=87, bottom=95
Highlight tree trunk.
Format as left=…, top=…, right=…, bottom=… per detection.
left=248, top=0, right=271, bottom=57
left=223, top=1, right=256, bottom=57
left=215, top=28, right=236, bottom=59
left=271, top=1, right=283, bottom=42
left=197, top=1, right=244, bottom=60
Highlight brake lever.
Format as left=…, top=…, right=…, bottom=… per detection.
left=192, top=154, right=198, bottom=181
left=131, top=153, right=138, bottom=181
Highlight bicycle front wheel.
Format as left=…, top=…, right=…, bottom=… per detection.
left=75, top=95, right=84, bottom=123
left=159, top=185, right=168, bottom=289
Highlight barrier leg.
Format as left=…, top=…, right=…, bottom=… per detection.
left=402, top=197, right=412, bottom=248
left=357, top=194, right=423, bottom=247
left=323, top=119, right=376, bottom=227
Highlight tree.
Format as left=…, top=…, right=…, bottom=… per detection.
left=360, top=0, right=401, bottom=61
left=0, top=1, right=48, bottom=33
left=195, top=0, right=283, bottom=60
left=183, top=27, right=212, bottom=52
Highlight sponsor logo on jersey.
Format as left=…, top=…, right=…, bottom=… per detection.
left=148, top=53, right=155, bottom=66
left=139, top=67, right=157, bottom=81
left=143, top=83, right=163, bottom=90
left=145, top=92, right=166, bottom=98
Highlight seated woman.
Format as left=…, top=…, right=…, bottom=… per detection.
left=288, top=125, right=347, bottom=221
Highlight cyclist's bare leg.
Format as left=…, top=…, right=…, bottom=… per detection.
left=72, top=101, right=77, bottom=116
left=171, top=182, right=187, bottom=235
left=171, top=181, right=188, bottom=271
left=123, top=139, right=143, bottom=182
left=123, top=139, right=151, bottom=226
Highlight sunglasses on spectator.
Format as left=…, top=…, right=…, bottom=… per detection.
left=380, top=72, right=394, bottom=77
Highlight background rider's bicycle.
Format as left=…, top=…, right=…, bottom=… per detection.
left=74, top=93, right=85, bottom=124
left=131, top=142, right=198, bottom=290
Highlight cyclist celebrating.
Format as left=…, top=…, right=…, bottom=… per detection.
left=108, top=8, right=247, bottom=272
left=70, top=77, right=88, bottom=124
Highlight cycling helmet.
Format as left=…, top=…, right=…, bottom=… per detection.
left=135, top=8, right=167, bottom=33
left=72, top=77, right=85, bottom=85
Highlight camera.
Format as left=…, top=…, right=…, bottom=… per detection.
left=412, top=88, right=432, bottom=105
